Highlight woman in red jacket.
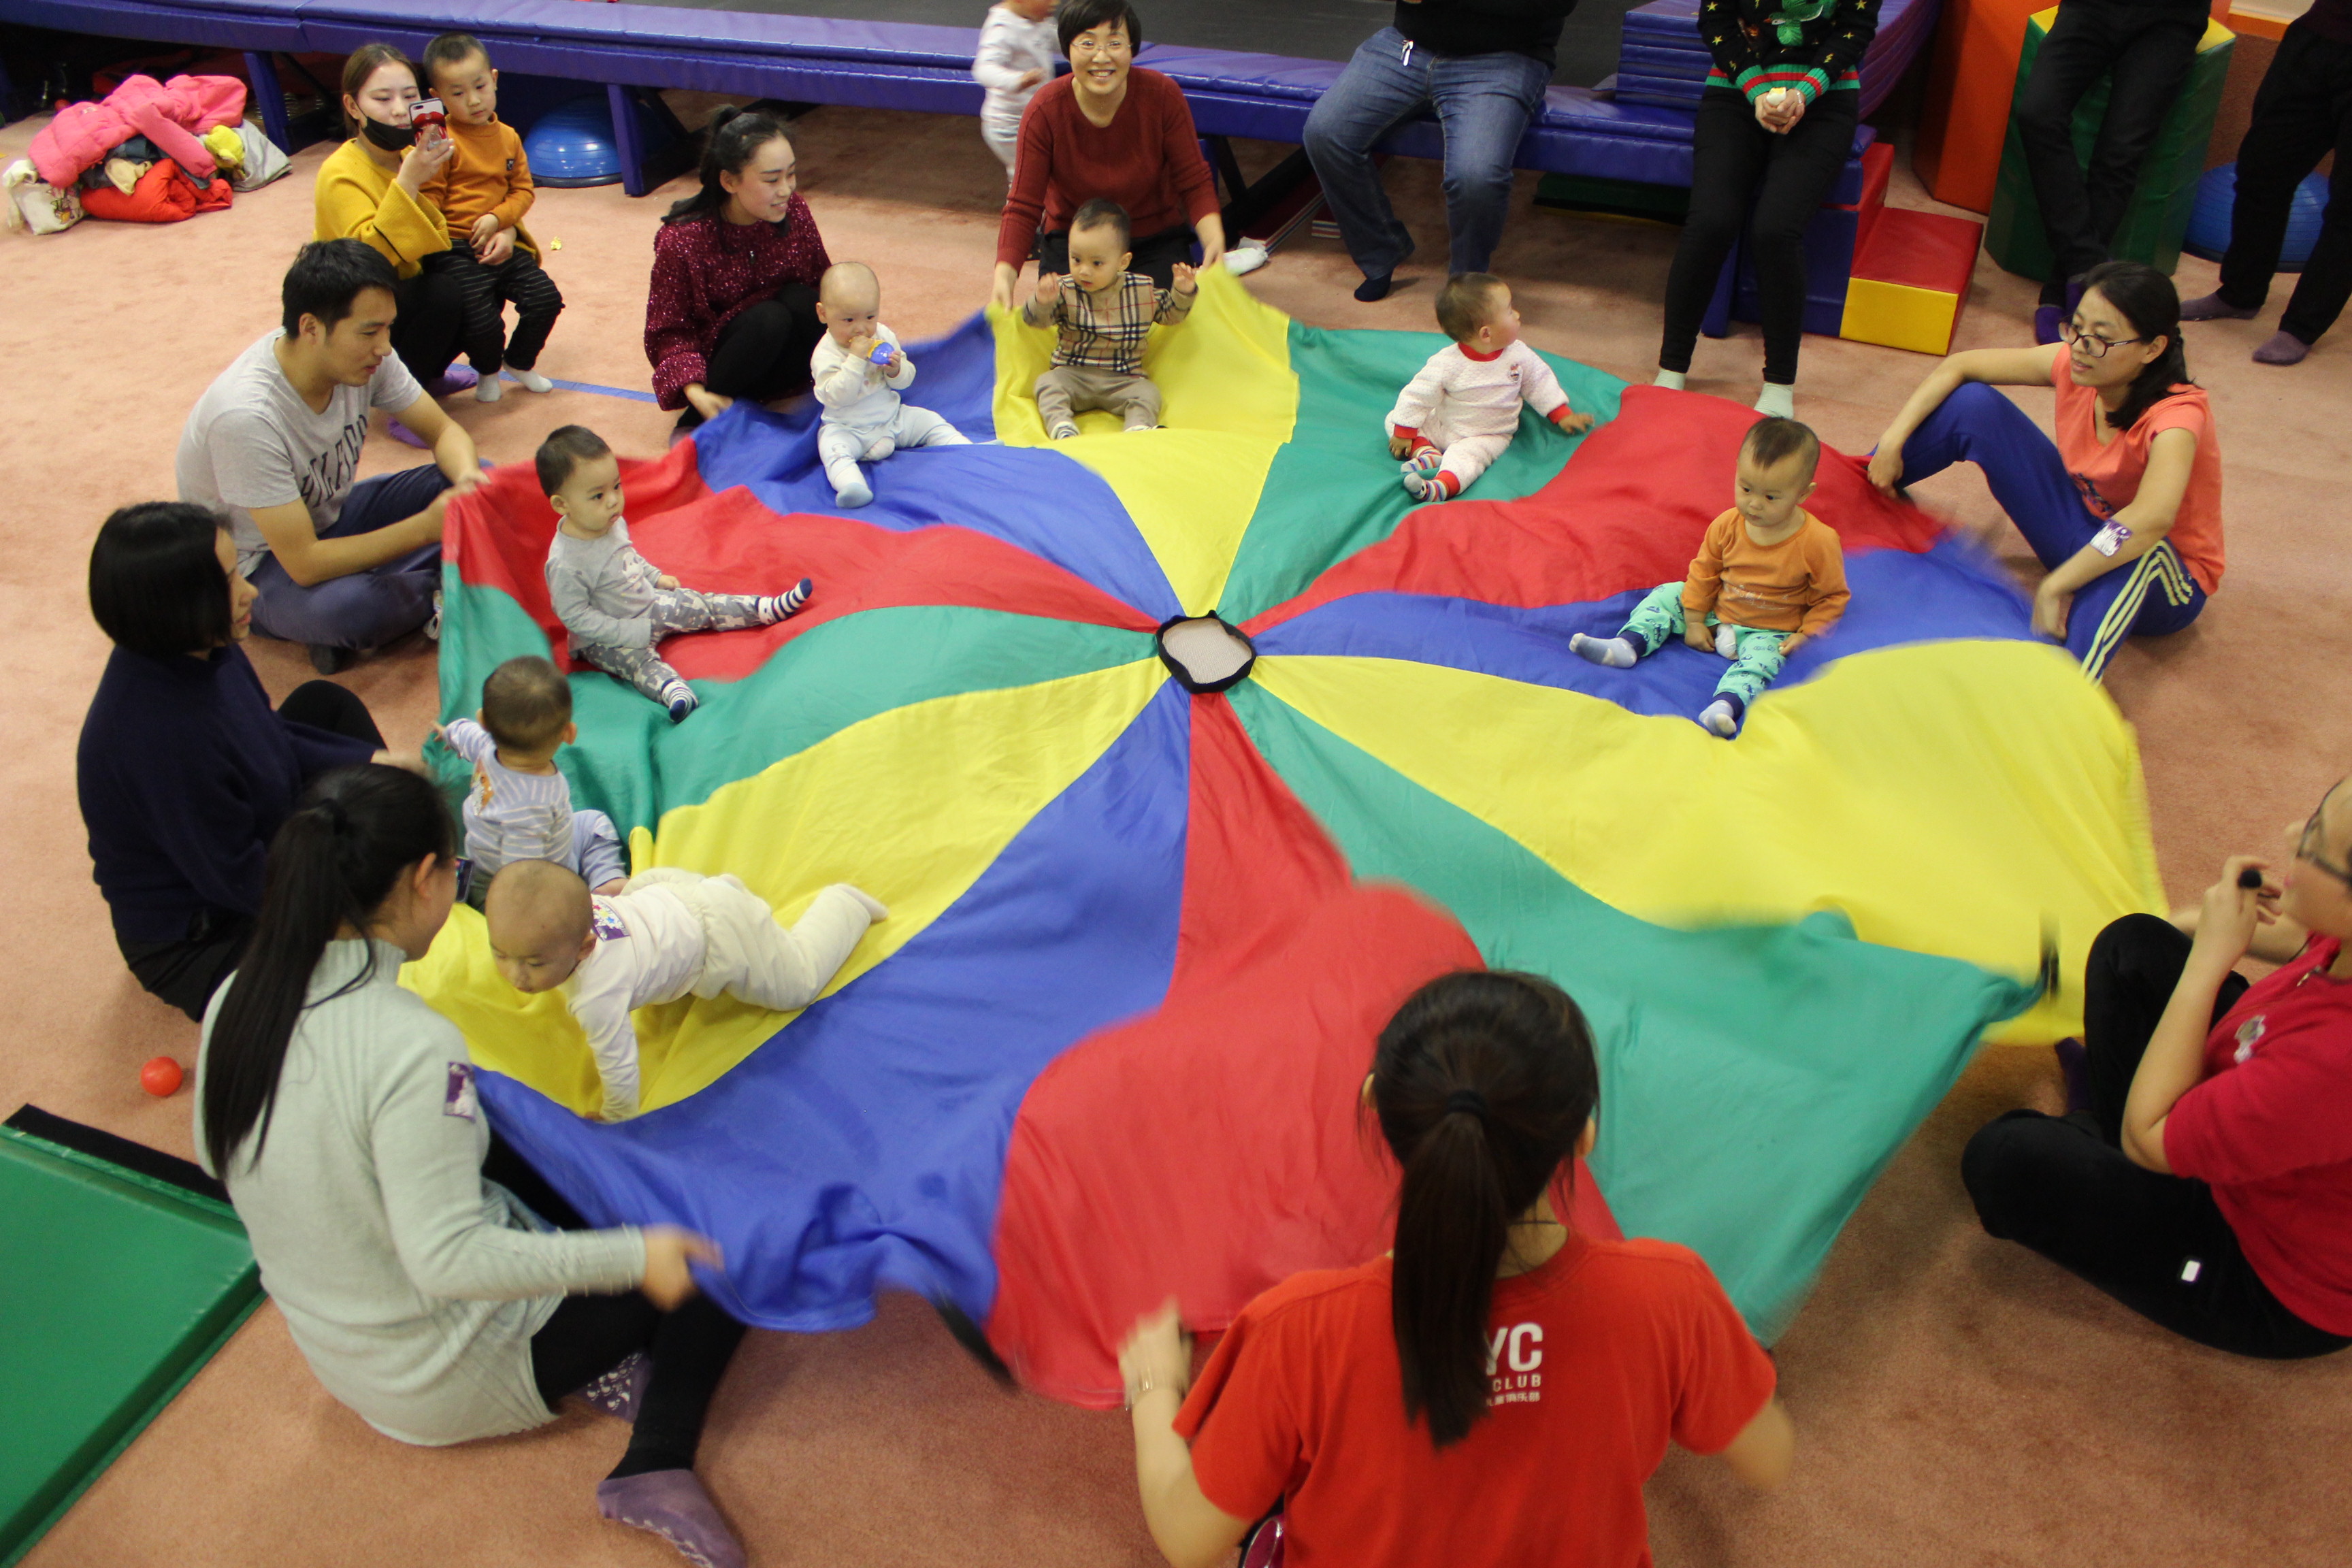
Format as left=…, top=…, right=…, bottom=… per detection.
left=1117, top=970, right=1793, bottom=1568
left=1965, top=781, right=2352, bottom=1359
left=988, top=0, right=1224, bottom=312
left=643, top=107, right=831, bottom=432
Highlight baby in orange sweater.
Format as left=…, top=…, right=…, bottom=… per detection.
left=1572, top=417, right=1849, bottom=737
left=419, top=32, right=564, bottom=402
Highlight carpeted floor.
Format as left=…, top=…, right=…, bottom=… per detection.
left=6, top=91, right=2350, bottom=1568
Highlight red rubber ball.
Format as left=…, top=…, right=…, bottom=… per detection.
left=140, top=1056, right=184, bottom=1097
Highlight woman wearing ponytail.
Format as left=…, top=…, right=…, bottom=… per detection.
left=313, top=44, right=467, bottom=389
left=1867, top=259, right=2225, bottom=681
left=195, top=765, right=753, bottom=1568
left=1116, top=970, right=1792, bottom=1567
left=643, top=107, right=831, bottom=433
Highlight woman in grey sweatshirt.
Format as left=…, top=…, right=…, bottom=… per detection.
left=195, top=763, right=749, bottom=1568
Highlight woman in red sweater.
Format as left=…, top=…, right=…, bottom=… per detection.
left=1965, top=782, right=2352, bottom=1359
left=989, top=0, right=1224, bottom=312
left=1117, top=970, right=1793, bottom=1568
left=644, top=108, right=832, bottom=432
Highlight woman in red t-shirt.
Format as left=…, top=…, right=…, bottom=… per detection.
left=987, top=0, right=1225, bottom=312
left=1115, top=970, right=1793, bottom=1568
left=1864, top=260, right=2223, bottom=681
left=1963, top=780, right=2352, bottom=1359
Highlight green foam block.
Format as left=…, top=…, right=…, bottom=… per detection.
left=0, top=1126, right=262, bottom=1566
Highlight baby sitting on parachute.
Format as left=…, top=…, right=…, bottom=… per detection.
left=483, top=860, right=887, bottom=1123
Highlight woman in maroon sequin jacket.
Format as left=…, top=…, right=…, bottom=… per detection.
left=643, top=108, right=832, bottom=429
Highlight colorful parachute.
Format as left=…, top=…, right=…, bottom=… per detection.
left=410, top=274, right=2163, bottom=1405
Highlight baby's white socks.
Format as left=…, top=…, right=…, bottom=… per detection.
left=1571, top=633, right=1637, bottom=669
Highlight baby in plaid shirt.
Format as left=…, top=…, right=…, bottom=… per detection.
left=1021, top=198, right=1198, bottom=437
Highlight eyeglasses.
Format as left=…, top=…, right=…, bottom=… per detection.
left=2296, top=786, right=2352, bottom=887
left=1068, top=31, right=1132, bottom=55
left=2059, top=320, right=2151, bottom=358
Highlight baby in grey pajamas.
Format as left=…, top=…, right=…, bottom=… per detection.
left=537, top=424, right=811, bottom=722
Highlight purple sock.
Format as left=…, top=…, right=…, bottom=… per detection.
left=2053, top=1037, right=2091, bottom=1114
left=595, top=1471, right=745, bottom=1568
left=2253, top=330, right=2310, bottom=366
left=2178, top=291, right=2259, bottom=323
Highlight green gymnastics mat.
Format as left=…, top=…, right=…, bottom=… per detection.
left=0, top=1107, right=262, bottom=1567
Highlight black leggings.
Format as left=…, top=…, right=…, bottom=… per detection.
left=422, top=242, right=566, bottom=375
left=118, top=681, right=383, bottom=1020
left=2014, top=0, right=2207, bottom=304
left=392, top=267, right=468, bottom=387
left=1961, top=915, right=2351, bottom=1359
left=483, top=1135, right=749, bottom=1478
left=1036, top=223, right=1196, bottom=287
left=1659, top=87, right=1859, bottom=387
left=2216, top=22, right=2352, bottom=345
left=702, top=284, right=825, bottom=405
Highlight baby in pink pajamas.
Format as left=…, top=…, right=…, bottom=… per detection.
left=1385, top=273, right=1595, bottom=502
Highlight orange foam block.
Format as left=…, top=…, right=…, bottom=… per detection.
left=1840, top=208, right=1985, bottom=356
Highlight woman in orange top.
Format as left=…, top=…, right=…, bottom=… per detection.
left=1867, top=260, right=2223, bottom=681
left=1115, top=970, right=1793, bottom=1568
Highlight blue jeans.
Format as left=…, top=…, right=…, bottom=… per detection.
left=248, top=463, right=450, bottom=651
left=1899, top=383, right=2205, bottom=678
left=1303, top=27, right=1550, bottom=278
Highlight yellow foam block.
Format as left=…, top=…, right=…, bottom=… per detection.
left=1840, top=276, right=1964, bottom=357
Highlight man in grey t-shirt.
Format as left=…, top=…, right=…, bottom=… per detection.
left=178, top=241, right=480, bottom=671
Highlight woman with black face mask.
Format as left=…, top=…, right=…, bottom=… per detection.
left=313, top=44, right=468, bottom=399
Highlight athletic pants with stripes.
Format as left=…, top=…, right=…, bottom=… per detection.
left=421, top=241, right=564, bottom=376
left=1893, top=382, right=2205, bottom=679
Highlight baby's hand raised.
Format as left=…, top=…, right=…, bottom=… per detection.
left=1032, top=272, right=1063, bottom=309
left=657, top=573, right=680, bottom=589
left=1171, top=261, right=1198, bottom=295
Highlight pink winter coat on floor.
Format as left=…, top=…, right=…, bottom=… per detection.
left=30, top=74, right=247, bottom=188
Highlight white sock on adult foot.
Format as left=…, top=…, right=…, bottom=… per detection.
left=508, top=368, right=554, bottom=393
left=835, top=884, right=890, bottom=921
left=1653, top=368, right=1686, bottom=391
left=474, top=375, right=503, bottom=403
left=1701, top=698, right=1740, bottom=737
left=1754, top=382, right=1795, bottom=419
left=1570, top=633, right=1637, bottom=669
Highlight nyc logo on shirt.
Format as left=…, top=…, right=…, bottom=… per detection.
left=1486, top=1321, right=1544, bottom=1407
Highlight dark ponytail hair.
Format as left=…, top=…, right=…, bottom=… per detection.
left=1373, top=970, right=1599, bottom=1448
left=662, top=107, right=793, bottom=225
left=202, top=765, right=455, bottom=1176
left=2080, top=259, right=2192, bottom=433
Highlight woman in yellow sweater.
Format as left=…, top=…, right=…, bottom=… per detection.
left=314, top=45, right=466, bottom=396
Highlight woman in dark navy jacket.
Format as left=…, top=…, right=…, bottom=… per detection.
left=78, top=502, right=401, bottom=1018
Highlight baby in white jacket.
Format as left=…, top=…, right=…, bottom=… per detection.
left=971, top=0, right=1058, bottom=176
left=484, top=859, right=888, bottom=1123
left=811, top=261, right=972, bottom=508
left=1385, top=274, right=1595, bottom=503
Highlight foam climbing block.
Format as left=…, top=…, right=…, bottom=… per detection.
left=419, top=276, right=2161, bottom=1409
left=0, top=1120, right=261, bottom=1565
left=1843, top=192, right=1987, bottom=355
left=1984, top=11, right=2235, bottom=280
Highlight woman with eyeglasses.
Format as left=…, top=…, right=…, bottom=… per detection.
left=988, top=0, right=1225, bottom=314
left=1961, top=785, right=2352, bottom=1359
left=1864, top=259, right=2221, bottom=680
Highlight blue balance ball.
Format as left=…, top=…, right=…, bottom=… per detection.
left=2185, top=163, right=2329, bottom=271
left=523, top=95, right=622, bottom=189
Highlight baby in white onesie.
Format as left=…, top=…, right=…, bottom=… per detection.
left=1384, top=273, right=1595, bottom=503
left=482, top=859, right=887, bottom=1122
left=810, top=261, right=971, bottom=508
left=971, top=0, right=1058, bottom=177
